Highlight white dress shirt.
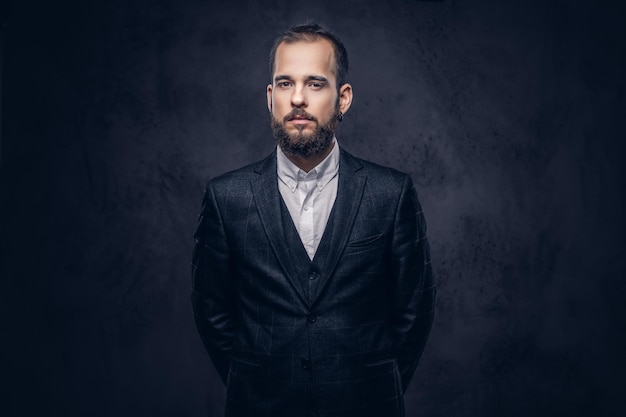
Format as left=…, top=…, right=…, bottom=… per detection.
left=276, top=139, right=340, bottom=260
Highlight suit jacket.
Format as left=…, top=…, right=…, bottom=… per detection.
left=192, top=148, right=435, bottom=417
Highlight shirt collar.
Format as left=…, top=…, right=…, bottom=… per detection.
left=276, top=138, right=340, bottom=193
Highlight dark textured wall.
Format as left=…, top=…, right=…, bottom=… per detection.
left=1, top=0, right=624, bottom=416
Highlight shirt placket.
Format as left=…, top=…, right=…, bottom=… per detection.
left=298, top=172, right=316, bottom=260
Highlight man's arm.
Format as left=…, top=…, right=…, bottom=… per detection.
left=389, top=175, right=436, bottom=391
left=191, top=181, right=235, bottom=385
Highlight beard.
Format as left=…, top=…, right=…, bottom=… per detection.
left=271, top=108, right=339, bottom=158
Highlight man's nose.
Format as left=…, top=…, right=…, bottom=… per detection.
left=291, top=86, right=307, bottom=107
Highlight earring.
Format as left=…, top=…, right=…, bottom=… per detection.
left=338, top=112, right=344, bottom=122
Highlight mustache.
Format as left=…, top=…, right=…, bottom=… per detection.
left=284, top=109, right=318, bottom=122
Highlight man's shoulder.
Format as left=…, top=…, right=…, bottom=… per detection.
left=204, top=147, right=412, bottom=192
left=341, top=148, right=410, bottom=187
left=205, top=152, right=275, bottom=191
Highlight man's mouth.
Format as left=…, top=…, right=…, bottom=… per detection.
left=288, top=116, right=312, bottom=124
left=285, top=110, right=316, bottom=124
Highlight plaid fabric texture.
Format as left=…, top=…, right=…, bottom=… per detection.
left=192, top=149, right=435, bottom=417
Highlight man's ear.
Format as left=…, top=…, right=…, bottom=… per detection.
left=266, top=84, right=273, bottom=112
left=338, top=83, right=353, bottom=115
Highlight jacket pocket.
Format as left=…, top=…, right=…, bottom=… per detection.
left=343, top=233, right=385, bottom=255
left=364, top=357, right=396, bottom=367
left=362, top=356, right=399, bottom=379
left=347, top=233, right=384, bottom=247
left=229, top=353, right=261, bottom=375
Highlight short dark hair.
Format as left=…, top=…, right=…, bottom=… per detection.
left=268, top=22, right=349, bottom=90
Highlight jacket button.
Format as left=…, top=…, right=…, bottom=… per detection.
left=307, top=312, right=317, bottom=323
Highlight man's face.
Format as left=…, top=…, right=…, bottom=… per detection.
left=267, top=39, right=351, bottom=158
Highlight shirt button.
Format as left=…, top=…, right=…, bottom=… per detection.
left=303, top=206, right=309, bottom=211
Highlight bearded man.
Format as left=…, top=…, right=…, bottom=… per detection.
left=192, top=22, right=435, bottom=417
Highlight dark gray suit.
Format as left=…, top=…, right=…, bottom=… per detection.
left=192, top=147, right=435, bottom=417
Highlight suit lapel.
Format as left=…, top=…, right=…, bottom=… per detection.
left=310, top=149, right=366, bottom=304
left=251, top=152, right=309, bottom=306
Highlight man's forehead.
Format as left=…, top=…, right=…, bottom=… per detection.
left=273, top=39, right=337, bottom=76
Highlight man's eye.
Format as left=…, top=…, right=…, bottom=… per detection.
left=277, top=82, right=292, bottom=88
left=310, top=82, right=324, bottom=89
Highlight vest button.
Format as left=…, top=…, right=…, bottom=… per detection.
left=307, top=313, right=317, bottom=323
left=301, top=358, right=311, bottom=369
left=309, top=272, right=318, bottom=280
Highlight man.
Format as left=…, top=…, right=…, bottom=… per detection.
left=192, top=23, right=435, bottom=417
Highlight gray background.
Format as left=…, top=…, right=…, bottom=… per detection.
left=1, top=0, right=624, bottom=416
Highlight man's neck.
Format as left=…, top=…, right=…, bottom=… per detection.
left=283, top=141, right=336, bottom=173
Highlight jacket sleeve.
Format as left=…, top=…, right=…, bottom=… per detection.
left=191, top=181, right=235, bottom=385
left=389, top=175, right=436, bottom=391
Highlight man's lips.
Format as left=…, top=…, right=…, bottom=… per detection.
left=287, top=115, right=314, bottom=125
left=289, top=118, right=312, bottom=125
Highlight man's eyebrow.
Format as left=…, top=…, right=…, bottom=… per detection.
left=306, top=75, right=329, bottom=83
left=273, top=75, right=330, bottom=83
left=274, top=75, right=292, bottom=82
